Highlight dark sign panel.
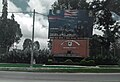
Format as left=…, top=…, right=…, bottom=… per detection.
left=48, top=10, right=94, bottom=38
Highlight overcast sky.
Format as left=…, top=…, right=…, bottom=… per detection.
left=0, top=0, right=58, bottom=49
left=0, top=0, right=104, bottom=50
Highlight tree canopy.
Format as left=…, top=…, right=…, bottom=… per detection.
left=106, top=0, right=120, bottom=15
left=89, top=0, right=120, bottom=56
left=0, top=1, right=22, bottom=53
left=23, top=38, right=32, bottom=50
left=52, top=0, right=120, bottom=16
left=52, top=0, right=89, bottom=10
left=23, top=38, right=40, bottom=51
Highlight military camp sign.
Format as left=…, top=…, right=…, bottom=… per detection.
left=48, top=10, right=94, bottom=38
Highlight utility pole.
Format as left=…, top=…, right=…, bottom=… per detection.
left=30, top=9, right=35, bottom=68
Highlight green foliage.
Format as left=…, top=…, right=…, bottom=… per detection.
left=0, top=63, right=30, bottom=67
left=89, top=0, right=108, bottom=12
left=90, top=0, right=120, bottom=56
left=47, top=59, right=53, bottom=64
left=52, top=0, right=89, bottom=10
left=0, top=3, right=22, bottom=53
left=23, top=38, right=32, bottom=50
left=35, top=49, right=49, bottom=64
left=80, top=59, right=86, bottom=65
left=0, top=64, right=120, bottom=73
left=34, top=41, right=40, bottom=50
left=64, top=59, right=74, bottom=64
left=80, top=59, right=95, bottom=66
left=23, top=39, right=40, bottom=51
left=87, top=60, right=95, bottom=66
left=90, top=34, right=103, bottom=56
left=106, top=0, right=120, bottom=15
left=0, top=48, right=49, bottom=64
left=22, top=38, right=48, bottom=64
left=118, top=59, right=120, bottom=67
left=91, top=54, right=119, bottom=65
left=0, top=18, right=22, bottom=50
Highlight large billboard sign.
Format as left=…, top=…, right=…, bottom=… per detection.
left=48, top=10, right=94, bottom=38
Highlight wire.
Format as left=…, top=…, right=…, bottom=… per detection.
left=35, top=12, right=48, bottom=16
left=0, top=11, right=48, bottom=17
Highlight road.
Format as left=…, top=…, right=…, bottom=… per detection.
left=0, top=71, right=120, bottom=82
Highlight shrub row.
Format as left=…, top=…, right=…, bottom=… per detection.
left=80, top=60, right=96, bottom=66
left=0, top=49, right=48, bottom=64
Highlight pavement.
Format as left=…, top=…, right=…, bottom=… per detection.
left=0, top=71, right=120, bottom=82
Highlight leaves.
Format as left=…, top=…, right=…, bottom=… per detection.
left=0, top=2, right=22, bottom=53
left=23, top=38, right=32, bottom=50
left=106, top=0, right=120, bottom=15
left=23, top=38, right=40, bottom=51
left=52, top=0, right=89, bottom=10
left=90, top=0, right=120, bottom=57
left=0, top=18, right=22, bottom=47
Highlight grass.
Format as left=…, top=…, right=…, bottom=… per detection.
left=0, top=63, right=120, bottom=73
left=0, top=63, right=84, bottom=69
left=98, top=65, right=120, bottom=68
left=0, top=63, right=30, bottom=67
left=44, top=68, right=120, bottom=73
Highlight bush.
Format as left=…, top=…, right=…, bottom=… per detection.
left=64, top=59, right=74, bottom=64
left=80, top=59, right=87, bottom=65
left=47, top=59, right=53, bottom=64
left=86, top=60, right=95, bottom=66
left=118, top=59, right=120, bottom=67
left=0, top=49, right=49, bottom=64
left=80, top=60, right=95, bottom=66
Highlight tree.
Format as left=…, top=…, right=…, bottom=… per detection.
left=0, top=1, right=22, bottom=53
left=78, top=0, right=89, bottom=9
left=90, top=34, right=102, bottom=57
left=52, top=0, right=89, bottom=10
left=23, top=39, right=40, bottom=51
left=23, top=38, right=32, bottom=50
left=34, top=41, right=40, bottom=51
left=22, top=39, right=32, bottom=63
left=22, top=38, right=48, bottom=64
left=106, top=0, right=120, bottom=15
left=90, top=0, right=120, bottom=54
left=89, top=0, right=120, bottom=15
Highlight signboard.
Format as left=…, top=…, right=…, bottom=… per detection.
left=48, top=10, right=94, bottom=38
left=51, top=39, right=89, bottom=57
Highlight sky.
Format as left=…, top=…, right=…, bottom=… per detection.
left=0, top=0, right=57, bottom=49
left=0, top=0, right=119, bottom=50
